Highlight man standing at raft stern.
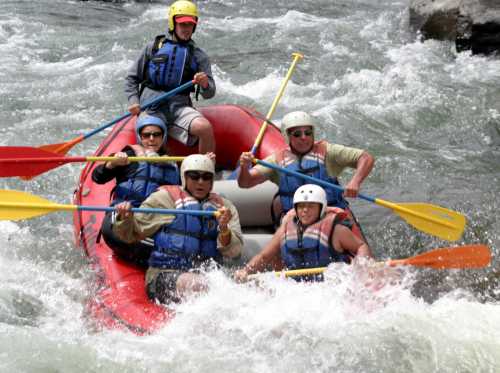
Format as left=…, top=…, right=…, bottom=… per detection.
left=125, top=0, right=216, bottom=154
left=113, top=154, right=243, bottom=304
left=238, top=111, right=374, bottom=234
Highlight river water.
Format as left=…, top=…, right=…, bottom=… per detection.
left=0, top=1, right=499, bottom=372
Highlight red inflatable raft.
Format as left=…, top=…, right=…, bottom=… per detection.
left=72, top=105, right=286, bottom=334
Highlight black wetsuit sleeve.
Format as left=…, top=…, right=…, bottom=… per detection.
left=91, top=147, right=136, bottom=184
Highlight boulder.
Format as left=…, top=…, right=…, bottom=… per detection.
left=409, top=0, right=500, bottom=55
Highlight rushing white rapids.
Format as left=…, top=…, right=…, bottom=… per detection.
left=0, top=0, right=498, bottom=372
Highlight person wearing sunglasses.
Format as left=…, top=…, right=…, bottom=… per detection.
left=125, top=1, right=216, bottom=154
left=238, top=111, right=374, bottom=238
left=234, top=184, right=373, bottom=283
left=91, top=114, right=180, bottom=267
left=113, top=154, right=243, bottom=304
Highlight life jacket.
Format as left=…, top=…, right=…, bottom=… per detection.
left=112, top=145, right=180, bottom=207
left=145, top=35, right=198, bottom=92
left=280, top=208, right=352, bottom=273
left=149, top=185, right=223, bottom=270
left=275, top=141, right=348, bottom=213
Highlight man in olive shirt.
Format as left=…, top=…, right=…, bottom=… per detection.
left=114, top=154, right=242, bottom=304
left=238, top=111, right=374, bottom=227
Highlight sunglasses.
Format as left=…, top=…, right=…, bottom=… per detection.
left=140, top=131, right=163, bottom=139
left=185, top=171, right=214, bottom=181
left=289, top=129, right=313, bottom=138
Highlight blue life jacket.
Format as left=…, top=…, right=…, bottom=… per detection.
left=276, top=141, right=348, bottom=213
left=146, top=36, right=198, bottom=92
left=280, top=209, right=352, bottom=274
left=113, top=145, right=180, bottom=207
left=149, top=185, right=223, bottom=270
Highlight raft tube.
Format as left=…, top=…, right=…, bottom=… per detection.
left=72, top=105, right=285, bottom=334
left=72, top=104, right=366, bottom=334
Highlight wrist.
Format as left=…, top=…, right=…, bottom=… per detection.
left=217, top=226, right=231, bottom=242
left=243, top=264, right=254, bottom=274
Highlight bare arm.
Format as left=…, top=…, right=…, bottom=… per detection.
left=233, top=226, right=283, bottom=282
left=332, top=224, right=373, bottom=258
left=237, top=152, right=270, bottom=188
left=216, top=199, right=244, bottom=259
left=344, top=151, right=375, bottom=198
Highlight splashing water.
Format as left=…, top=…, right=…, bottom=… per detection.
left=0, top=0, right=498, bottom=372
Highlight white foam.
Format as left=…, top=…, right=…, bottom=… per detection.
left=29, top=57, right=94, bottom=75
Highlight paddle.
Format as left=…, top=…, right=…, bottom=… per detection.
left=228, top=52, right=303, bottom=179
left=0, top=146, right=184, bottom=178
left=36, top=80, right=195, bottom=156
left=0, top=189, right=217, bottom=221
left=255, top=158, right=466, bottom=241
left=262, top=245, right=491, bottom=278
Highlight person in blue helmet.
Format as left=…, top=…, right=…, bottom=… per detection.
left=92, top=114, right=180, bottom=267
left=125, top=0, right=216, bottom=154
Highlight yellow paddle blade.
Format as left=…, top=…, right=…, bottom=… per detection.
left=375, top=199, right=466, bottom=241
left=0, top=190, right=74, bottom=221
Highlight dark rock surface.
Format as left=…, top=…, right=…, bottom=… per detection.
left=410, top=0, right=500, bottom=55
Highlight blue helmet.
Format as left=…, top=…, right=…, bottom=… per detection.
left=135, top=115, right=168, bottom=145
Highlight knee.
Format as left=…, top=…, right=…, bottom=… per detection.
left=177, top=273, right=208, bottom=295
left=190, top=118, right=213, bottom=138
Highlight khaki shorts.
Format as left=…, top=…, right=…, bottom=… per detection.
left=147, top=106, right=203, bottom=147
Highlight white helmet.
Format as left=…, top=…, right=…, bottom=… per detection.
left=293, top=184, right=327, bottom=218
left=180, top=154, right=215, bottom=188
left=281, top=111, right=315, bottom=143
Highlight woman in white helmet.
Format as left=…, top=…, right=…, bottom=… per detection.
left=234, top=184, right=372, bottom=282
left=114, top=154, right=243, bottom=304
left=238, top=110, right=374, bottom=237
left=125, top=0, right=216, bottom=154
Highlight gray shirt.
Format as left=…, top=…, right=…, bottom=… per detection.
left=125, top=35, right=216, bottom=112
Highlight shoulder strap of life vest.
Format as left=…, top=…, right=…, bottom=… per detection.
left=160, top=185, right=223, bottom=208
left=139, top=35, right=168, bottom=96
left=325, top=208, right=353, bottom=261
left=313, top=140, right=327, bottom=155
left=129, top=144, right=145, bottom=156
left=275, top=146, right=293, bottom=164
left=161, top=184, right=182, bottom=200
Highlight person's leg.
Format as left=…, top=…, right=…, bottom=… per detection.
left=145, top=269, right=209, bottom=304
left=166, top=106, right=215, bottom=153
left=175, top=272, right=209, bottom=298
left=189, top=116, right=215, bottom=154
left=146, top=269, right=183, bottom=304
